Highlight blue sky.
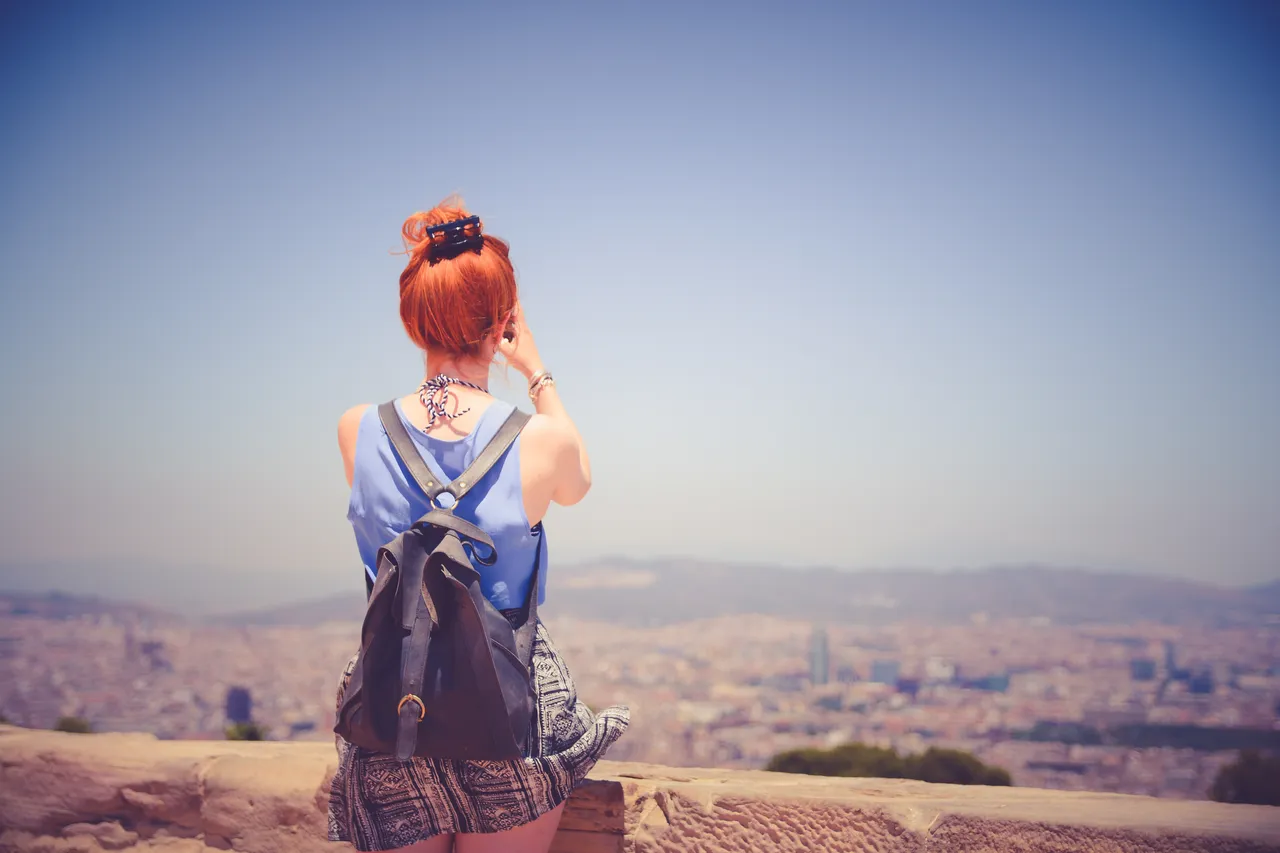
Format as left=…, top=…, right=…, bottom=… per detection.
left=1, top=1, right=1277, bottom=611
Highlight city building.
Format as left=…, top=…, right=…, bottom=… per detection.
left=225, top=686, right=252, bottom=724
left=834, top=664, right=860, bottom=684
left=924, top=656, right=956, bottom=683
left=809, top=626, right=829, bottom=686
left=870, top=659, right=900, bottom=685
left=960, top=674, right=1011, bottom=692
left=1130, top=658, right=1157, bottom=681
left=1188, top=669, right=1214, bottom=695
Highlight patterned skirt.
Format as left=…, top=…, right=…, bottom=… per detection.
left=326, top=619, right=630, bottom=851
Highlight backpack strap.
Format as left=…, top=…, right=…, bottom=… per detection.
left=378, top=401, right=447, bottom=502
left=378, top=401, right=531, bottom=510
left=513, top=525, right=545, bottom=668
left=445, top=406, right=531, bottom=503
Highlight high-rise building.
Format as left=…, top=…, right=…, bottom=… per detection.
left=870, top=659, right=900, bottom=685
left=225, top=686, right=252, bottom=724
left=809, top=626, right=829, bottom=686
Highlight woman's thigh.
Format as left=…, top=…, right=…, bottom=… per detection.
left=453, top=802, right=565, bottom=853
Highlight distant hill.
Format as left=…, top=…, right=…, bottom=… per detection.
left=1249, top=579, right=1280, bottom=607
left=210, top=592, right=367, bottom=626
left=0, top=559, right=350, bottom=616
left=540, top=560, right=1279, bottom=628
left=194, top=561, right=1280, bottom=628
left=0, top=590, right=182, bottom=625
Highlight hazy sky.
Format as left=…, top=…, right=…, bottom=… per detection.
left=2, top=1, right=1277, bottom=611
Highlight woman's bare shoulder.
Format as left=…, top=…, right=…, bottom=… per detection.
left=338, top=404, right=372, bottom=487
left=518, top=410, right=573, bottom=455
left=338, top=404, right=372, bottom=453
left=518, top=411, right=582, bottom=487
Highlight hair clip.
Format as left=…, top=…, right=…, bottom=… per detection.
left=425, top=215, right=483, bottom=261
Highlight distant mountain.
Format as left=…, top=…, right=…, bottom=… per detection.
left=193, top=561, right=1280, bottom=628
left=0, top=590, right=182, bottom=625
left=539, top=560, right=1276, bottom=628
left=0, top=559, right=354, bottom=616
left=210, top=592, right=367, bottom=626
left=1248, top=579, right=1280, bottom=610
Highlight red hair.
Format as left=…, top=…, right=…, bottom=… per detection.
left=397, top=196, right=517, bottom=359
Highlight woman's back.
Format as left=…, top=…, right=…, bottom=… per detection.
left=346, top=397, right=547, bottom=609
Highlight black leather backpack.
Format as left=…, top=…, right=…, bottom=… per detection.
left=333, top=401, right=542, bottom=760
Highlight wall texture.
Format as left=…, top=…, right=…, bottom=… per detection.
left=1, top=725, right=1278, bottom=853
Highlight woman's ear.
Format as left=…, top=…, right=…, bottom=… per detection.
left=501, top=307, right=517, bottom=342
left=480, top=326, right=505, bottom=364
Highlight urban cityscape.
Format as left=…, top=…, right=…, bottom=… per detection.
left=2, top=588, right=1277, bottom=802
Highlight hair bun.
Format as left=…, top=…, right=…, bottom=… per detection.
left=402, top=198, right=484, bottom=265
left=424, top=215, right=483, bottom=264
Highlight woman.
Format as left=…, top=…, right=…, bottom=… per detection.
left=327, top=198, right=629, bottom=853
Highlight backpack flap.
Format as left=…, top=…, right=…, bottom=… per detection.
left=401, top=526, right=536, bottom=759
left=394, top=519, right=479, bottom=759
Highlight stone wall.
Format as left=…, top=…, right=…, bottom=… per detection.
left=1, top=725, right=1277, bottom=852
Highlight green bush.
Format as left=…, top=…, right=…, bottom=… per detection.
left=53, top=716, right=92, bottom=733
left=1210, top=750, right=1280, bottom=806
left=766, top=742, right=1011, bottom=786
left=905, top=747, right=1012, bottom=786
left=767, top=743, right=903, bottom=778
left=225, top=721, right=269, bottom=741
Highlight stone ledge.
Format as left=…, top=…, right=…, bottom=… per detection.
left=1, top=725, right=1277, bottom=852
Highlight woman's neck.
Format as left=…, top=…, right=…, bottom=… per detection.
left=422, top=351, right=492, bottom=390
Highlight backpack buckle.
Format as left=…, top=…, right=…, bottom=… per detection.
left=397, top=694, right=426, bottom=721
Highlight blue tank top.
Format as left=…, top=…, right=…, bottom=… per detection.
left=347, top=398, right=548, bottom=609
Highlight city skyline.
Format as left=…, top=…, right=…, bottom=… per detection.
left=2, top=1, right=1278, bottom=611
left=3, top=586, right=1275, bottom=802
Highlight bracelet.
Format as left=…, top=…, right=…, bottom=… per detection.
left=527, top=369, right=549, bottom=390
left=528, top=372, right=555, bottom=402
